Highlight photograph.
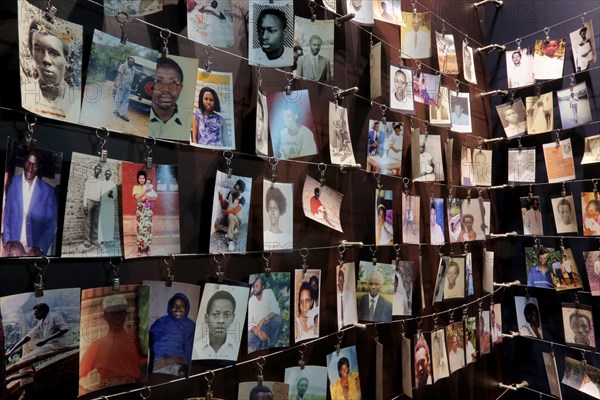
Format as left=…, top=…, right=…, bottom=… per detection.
left=483, top=250, right=494, bottom=293
left=543, top=138, right=576, bottom=183
left=191, top=69, right=235, bottom=150
left=551, top=195, right=578, bottom=234
left=521, top=196, right=544, bottom=236
left=532, top=38, right=567, bottom=80
left=375, top=189, right=394, bottom=245
left=79, top=285, right=150, bottom=396
left=326, top=345, right=361, bottom=399
left=17, top=0, right=83, bottom=124
left=550, top=248, right=582, bottom=291
left=366, top=120, right=403, bottom=176
left=402, top=193, right=420, bottom=244
left=478, top=311, right=491, bottom=355
left=61, top=152, right=122, bottom=258
left=148, top=55, right=197, bottom=141
left=449, top=90, right=472, bottom=133
left=121, top=162, right=180, bottom=258
left=466, top=253, right=474, bottom=296
left=1, top=288, right=80, bottom=399
left=1, top=138, right=61, bottom=257
left=562, top=303, right=595, bottom=350
left=431, top=328, right=449, bottom=382
left=192, top=279, right=251, bottom=362
left=248, top=272, right=290, bottom=353
left=294, top=17, right=334, bottom=82
left=582, top=191, right=600, bottom=236
left=582, top=134, right=600, bottom=164
left=374, top=0, right=404, bottom=26
left=248, top=0, right=294, bottom=67
left=430, top=198, right=445, bottom=245
left=447, top=197, right=462, bottom=243
left=472, top=148, right=493, bottom=187
left=187, top=0, right=234, bottom=48
left=269, top=90, right=317, bottom=160
left=496, top=100, right=527, bottom=138
left=515, top=295, right=543, bottom=339
left=506, top=47, right=534, bottom=88
left=562, top=355, right=600, bottom=398
left=294, top=269, right=321, bottom=342
left=337, top=262, right=358, bottom=329
left=570, top=20, right=596, bottom=72
left=401, top=335, right=412, bottom=397
left=414, top=331, right=432, bottom=387
left=432, top=257, right=447, bottom=304
left=460, top=198, right=489, bottom=241
left=585, top=251, right=600, bottom=295
left=525, top=92, right=553, bottom=134
left=525, top=246, right=555, bottom=289
left=302, top=175, right=343, bottom=232
left=329, top=103, right=356, bottom=165
left=104, top=0, right=163, bottom=16
left=446, top=322, right=465, bottom=373
left=238, top=381, right=289, bottom=400
left=429, top=86, right=451, bottom=126
left=256, top=90, right=270, bottom=156
left=435, top=32, right=458, bottom=75
left=263, top=180, right=294, bottom=251
left=401, top=12, right=432, bottom=59
left=390, top=65, right=414, bottom=113
left=346, top=0, right=374, bottom=25
left=394, top=260, right=414, bottom=316
left=463, top=41, right=477, bottom=84
left=508, top=147, right=536, bottom=183
left=412, top=133, right=444, bottom=182
left=142, top=281, right=201, bottom=377
left=460, top=145, right=474, bottom=186
left=443, top=256, right=465, bottom=300
left=542, top=352, right=563, bottom=399
left=80, top=29, right=157, bottom=136
left=356, top=261, right=394, bottom=323
left=413, top=72, right=441, bottom=105
left=370, top=42, right=382, bottom=100
left=463, top=317, right=477, bottom=364
left=284, top=365, right=327, bottom=400
left=491, top=303, right=503, bottom=345
left=323, top=0, right=336, bottom=12
left=557, top=82, right=593, bottom=129
left=209, top=171, right=252, bottom=254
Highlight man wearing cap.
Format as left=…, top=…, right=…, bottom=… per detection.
left=113, top=56, right=140, bottom=122
left=214, top=179, right=247, bottom=252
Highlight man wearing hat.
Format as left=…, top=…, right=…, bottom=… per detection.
left=214, top=179, right=247, bottom=252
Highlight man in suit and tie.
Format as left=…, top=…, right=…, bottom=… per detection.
left=357, top=270, right=392, bottom=322
left=297, top=35, right=332, bottom=82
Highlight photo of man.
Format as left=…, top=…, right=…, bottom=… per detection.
left=413, top=72, right=440, bottom=105
left=584, top=251, right=600, bottom=296
left=551, top=195, right=578, bottom=234
left=496, top=100, right=527, bottom=138
left=295, top=17, right=334, bottom=82
left=401, top=12, right=431, bottom=59
left=526, top=250, right=554, bottom=289
left=431, top=328, right=449, bottom=382
left=414, top=332, right=432, bottom=387
left=390, top=66, right=414, bottom=112
left=570, top=21, right=596, bottom=72
left=346, top=0, right=374, bottom=25
left=329, top=103, right=355, bottom=165
left=374, top=0, right=404, bottom=26
left=449, top=90, right=472, bottom=133
left=187, top=0, right=234, bottom=48
left=443, top=258, right=465, bottom=300
left=393, top=261, right=414, bottom=316
left=446, top=322, right=465, bottom=373
left=562, top=303, right=596, bottom=350
left=506, top=48, right=534, bottom=88
left=402, top=193, right=420, bottom=244
left=356, top=261, right=394, bottom=323
left=557, top=82, right=593, bottom=129
left=430, top=198, right=445, bottom=245
left=302, top=175, right=343, bottom=232
left=337, top=262, right=358, bottom=329
left=435, top=32, right=458, bottom=75
left=521, top=196, right=544, bottom=236
left=562, top=356, right=600, bottom=399
left=284, top=365, right=328, bottom=400
left=429, top=85, right=451, bottom=126
left=248, top=273, right=289, bottom=353
left=582, top=134, right=600, bottom=164
left=238, top=381, right=289, bottom=400
left=532, top=38, right=567, bottom=80
left=366, top=119, right=403, bottom=176
left=249, top=1, right=294, bottom=67
left=526, top=92, right=553, bottom=134
left=463, top=41, right=477, bottom=84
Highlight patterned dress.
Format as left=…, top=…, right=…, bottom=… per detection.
left=133, top=185, right=153, bottom=249
left=193, top=112, right=224, bottom=146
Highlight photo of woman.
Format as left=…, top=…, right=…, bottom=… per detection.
left=326, top=346, right=361, bottom=400
left=294, top=269, right=321, bottom=342
left=133, top=170, right=155, bottom=256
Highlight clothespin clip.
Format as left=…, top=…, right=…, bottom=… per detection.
left=308, top=0, right=317, bottom=22
left=24, top=113, right=37, bottom=149
left=263, top=251, right=272, bottom=277
left=204, top=45, right=213, bottom=72
left=298, top=342, right=307, bottom=370
left=256, top=357, right=266, bottom=385
left=371, top=244, right=378, bottom=266
left=164, top=255, right=175, bottom=287
left=374, top=172, right=382, bottom=191
left=223, top=150, right=233, bottom=178
left=117, top=12, right=129, bottom=44
left=214, top=253, right=225, bottom=282
left=139, top=387, right=151, bottom=400
left=44, top=0, right=57, bottom=22
left=205, top=371, right=215, bottom=400
left=335, top=330, right=344, bottom=354
left=300, top=248, right=309, bottom=277
left=318, top=163, right=327, bottom=186
left=402, top=177, right=411, bottom=195
left=160, top=29, right=171, bottom=58
left=554, top=129, right=561, bottom=147
left=335, top=13, right=355, bottom=27
left=336, top=86, right=359, bottom=104
left=284, top=72, right=294, bottom=95
left=380, top=105, right=387, bottom=124
left=110, top=257, right=122, bottom=291
left=394, top=243, right=402, bottom=263
left=33, top=257, right=50, bottom=297
left=269, top=157, right=278, bottom=184
left=144, top=136, right=155, bottom=169
left=96, top=127, right=109, bottom=162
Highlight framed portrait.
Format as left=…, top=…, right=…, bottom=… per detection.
left=532, top=38, right=566, bottom=80
left=582, top=134, right=600, bottom=164
left=551, top=195, right=578, bottom=234
left=337, top=261, right=358, bottom=329
left=370, top=42, right=382, bottom=100
left=329, top=102, right=356, bottom=165
left=326, top=346, right=362, bottom=398
left=356, top=261, right=394, bottom=323
left=414, top=331, right=432, bottom=387
left=478, top=310, right=491, bottom=355
left=508, top=147, right=536, bottom=184
left=346, top=0, right=374, bottom=25
left=256, top=90, right=270, bottom=156
left=429, top=198, right=445, bottom=245
left=525, top=92, right=553, bottom=134
left=374, top=0, right=404, bottom=26
left=431, top=328, right=449, bottom=382
left=562, top=303, right=595, bottom=350
left=104, top=0, right=163, bottom=16
left=390, top=65, right=414, bottom=113
left=462, top=41, right=477, bottom=84
left=447, top=197, right=462, bottom=243
left=556, top=82, right=593, bottom=129
left=520, top=196, right=544, bottom=236
left=294, top=269, right=321, bottom=342
left=582, top=192, right=600, bottom=236
left=543, top=138, right=576, bottom=183
left=449, top=90, right=472, bottom=133
left=464, top=316, right=477, bottom=363
left=411, top=133, right=444, bottom=182
left=294, top=17, right=334, bottom=82
left=401, top=12, right=432, bottom=59
left=302, top=175, right=343, bottom=232
left=570, top=20, right=597, bottom=72
left=413, top=72, right=441, bottom=105
left=238, top=381, right=289, bottom=400
left=394, top=260, right=414, bottom=316
left=435, top=32, right=458, bottom=75
left=263, top=180, right=294, bottom=251
left=496, top=100, right=527, bottom=138
left=460, top=198, right=489, bottom=241
left=17, top=0, right=83, bottom=124
left=562, top=355, right=600, bottom=398
left=284, top=365, right=328, bottom=400
left=402, top=193, right=420, bottom=244
left=366, top=119, right=403, bottom=177
left=187, top=0, right=234, bottom=48
left=584, top=251, right=600, bottom=295
left=515, top=295, right=543, bottom=339
left=429, top=85, right=451, bottom=126
left=506, top=47, right=534, bottom=88
left=483, top=250, right=494, bottom=293
left=542, top=352, right=563, bottom=399
left=446, top=322, right=465, bottom=373
left=375, top=189, right=394, bottom=246
left=248, top=0, right=294, bottom=67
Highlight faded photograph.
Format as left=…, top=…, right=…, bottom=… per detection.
left=449, top=90, right=472, bottom=133
left=508, top=147, right=536, bottom=183
left=105, top=0, right=163, bottom=16
left=443, top=257, right=465, bottom=300
left=532, top=39, right=566, bottom=80
left=462, top=41, right=477, bottom=84
left=515, top=295, right=543, bottom=338
left=435, top=32, right=458, bottom=75
left=472, top=148, right=492, bottom=187
left=582, top=192, right=600, bottom=236
left=447, top=197, right=462, bottom=243
left=284, top=365, right=327, bottom=400
left=346, top=0, right=374, bottom=25
left=238, top=381, right=289, bottom=400
left=390, top=65, right=414, bottom=113
left=521, top=196, right=544, bottom=236
left=543, top=352, right=563, bottom=399
left=375, top=189, right=394, bottom=246
left=429, top=85, right=451, bottom=126
left=337, top=262, right=358, bottom=329
left=248, top=0, right=294, bottom=67
left=374, top=0, right=404, bottom=26
left=187, top=0, right=234, bottom=48
left=562, top=356, right=600, bottom=398
left=525, top=92, right=553, bottom=134
left=557, top=82, right=592, bottom=129
left=402, top=193, right=420, bottom=244
left=431, top=328, right=449, bottom=382
left=562, top=303, right=595, bottom=350
left=394, top=260, right=414, bottom=316
left=294, top=17, right=334, bottom=82
left=491, top=303, right=503, bottom=345
left=584, top=251, right=600, bottom=295
left=329, top=103, right=355, bottom=165
left=302, top=175, right=343, bottom=232
left=263, top=180, right=294, bottom=251
left=506, top=48, right=534, bottom=88
left=496, top=100, right=527, bottom=138
left=401, top=12, right=431, bottom=59
left=551, top=195, right=578, bottom=234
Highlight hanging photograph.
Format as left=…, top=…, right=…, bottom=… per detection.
left=562, top=355, right=600, bottom=398
left=432, top=257, right=447, bottom=304
left=1, top=288, right=80, bottom=399
left=284, top=365, right=328, bottom=400
left=582, top=134, right=600, bottom=164
left=570, top=20, right=597, bottom=72
left=142, top=281, right=201, bottom=377
left=472, top=148, right=492, bottom=187
left=483, top=250, right=494, bottom=293
left=532, top=38, right=567, bottom=80
left=256, top=90, right=270, bottom=156
left=562, top=303, right=595, bottom=350
left=263, top=180, right=293, bottom=251
left=248, top=272, right=290, bottom=353
left=192, top=279, right=251, bottom=362
left=394, top=260, right=414, bottom=316
left=209, top=171, right=252, bottom=254
left=370, top=42, right=382, bottom=100
left=248, top=0, right=294, bottom=67
left=460, top=145, right=474, bottom=186
left=402, top=193, right=420, bottom=244
left=326, top=345, right=362, bottom=399
left=375, top=189, right=394, bottom=245
left=584, top=251, right=600, bottom=295
left=543, top=138, right=576, bottom=183
left=1, top=138, right=61, bottom=257
left=524, top=246, right=554, bottom=289
left=478, top=310, right=491, bottom=355
left=401, top=12, right=431, bottom=59
left=80, top=29, right=157, bottom=136
left=506, top=48, right=534, bottom=88
left=550, top=248, right=583, bottom=291
left=191, top=69, right=235, bottom=150
left=187, top=0, right=234, bottom=48
left=582, top=192, right=600, bottom=236
left=542, top=352, right=563, bottom=399
left=464, top=316, right=477, bottom=363
left=302, top=175, right=343, bottom=232
left=346, top=0, right=374, bottom=25
left=508, top=147, right=536, bottom=184
left=17, top=0, right=83, bottom=124
left=104, top=0, right=163, bottom=16
left=374, top=0, right=404, bottom=25
left=269, top=89, right=318, bottom=160
left=294, top=269, right=321, bottom=342
left=551, top=194, right=578, bottom=234
left=521, top=196, right=544, bottom=236
left=446, top=322, right=465, bottom=373
left=557, top=82, right=593, bottom=129
left=496, top=100, right=527, bottom=138
left=337, top=261, right=358, bottom=329
left=356, top=261, right=394, bottom=323
left=435, top=32, right=458, bottom=75
left=366, top=120, right=404, bottom=176
left=294, top=17, right=334, bottom=82
left=413, top=72, right=441, bottom=105
left=148, top=55, right=197, bottom=141
left=411, top=133, right=444, bottom=182
left=462, top=41, right=477, bottom=84
left=238, top=381, right=289, bottom=400
left=414, top=331, right=432, bottom=387
left=62, top=152, right=122, bottom=258
left=449, top=90, right=472, bottom=133
left=491, top=303, right=502, bottom=345
left=447, top=197, right=462, bottom=243
left=431, top=329, right=449, bottom=382
left=515, top=295, right=543, bottom=339
left=390, top=65, right=414, bottom=113
left=329, top=102, right=356, bottom=165
left=466, top=252, right=474, bottom=296
left=430, top=198, right=445, bottom=245
left=429, top=85, right=451, bottom=126
left=79, top=285, right=150, bottom=396
left=443, top=256, right=465, bottom=300
left=460, top=198, right=489, bottom=241
left=401, top=335, right=413, bottom=398
left=525, top=92, right=553, bottom=134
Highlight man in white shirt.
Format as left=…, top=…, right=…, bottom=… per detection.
left=523, top=197, right=543, bottom=235
left=297, top=35, right=331, bottom=82
left=502, top=107, right=527, bottom=138
left=113, top=56, right=140, bottom=122
left=451, top=102, right=469, bottom=127
left=193, top=290, right=238, bottom=361
left=83, top=164, right=104, bottom=248
left=247, top=276, right=284, bottom=352
left=562, top=254, right=575, bottom=285
left=252, top=8, right=293, bottom=67
left=337, top=269, right=358, bottom=328
left=403, top=16, right=430, bottom=59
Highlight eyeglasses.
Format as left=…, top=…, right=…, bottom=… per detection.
left=154, top=80, right=182, bottom=91
left=299, top=298, right=312, bottom=305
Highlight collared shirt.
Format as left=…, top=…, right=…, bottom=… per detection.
left=192, top=333, right=238, bottom=361
left=248, top=289, right=280, bottom=330
left=149, top=106, right=192, bottom=140
left=528, top=266, right=553, bottom=288
left=118, top=62, right=139, bottom=85
left=20, top=175, right=38, bottom=245
left=26, top=311, right=68, bottom=347
left=83, top=176, right=103, bottom=205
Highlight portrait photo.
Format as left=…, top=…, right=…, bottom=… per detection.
left=491, top=303, right=503, bottom=345
left=256, top=90, right=270, bottom=156
left=248, top=272, right=290, bottom=353
left=62, top=152, right=122, bottom=258
left=582, top=191, right=600, bottom=236
left=1, top=288, right=80, bottom=399
left=79, top=285, right=149, bottom=396
left=414, top=331, right=432, bottom=388
left=552, top=248, right=582, bottom=291
left=435, top=32, right=458, bottom=75
left=562, top=303, right=595, bottom=350
left=238, top=381, right=289, bottom=400
left=142, top=280, right=200, bottom=377
left=329, top=103, right=356, bottom=165
left=187, top=0, right=234, bottom=48
left=302, top=175, right=343, bottom=232
left=370, top=42, right=382, bottom=100
left=466, top=253, right=474, bottom=296
left=506, top=47, right=534, bottom=88
left=443, top=256, right=465, bottom=300
left=346, top=0, right=374, bottom=25
left=431, top=259, right=446, bottom=303
left=374, top=0, right=404, bottom=26
left=462, top=41, right=477, bottom=84
left=17, top=0, right=83, bottom=124
left=412, top=133, right=444, bottom=182
left=394, top=260, right=414, bottom=316
left=209, top=171, right=252, bottom=254
left=570, top=20, right=596, bottom=72
left=192, top=279, right=251, bottom=362
left=496, top=99, right=527, bottom=138
left=551, top=195, right=578, bottom=234
left=460, top=145, right=474, bottom=186
left=584, top=251, right=600, bottom=295
left=337, top=262, right=358, bottom=329
left=366, top=119, right=403, bottom=176
left=446, top=322, right=465, bottom=373
left=326, top=345, right=362, bottom=400
left=80, top=29, right=157, bottom=136
left=473, top=148, right=493, bottom=187
left=557, top=82, right=593, bottom=129
left=449, top=90, right=472, bottom=133
left=532, top=38, right=567, bottom=80
left=515, top=295, right=543, bottom=339
left=521, top=196, right=544, bottom=236
left=148, top=55, right=197, bottom=141
left=248, top=0, right=294, bottom=67
left=465, top=316, right=477, bottom=363
left=191, top=69, right=235, bottom=150
left=542, top=352, right=563, bottom=399
left=543, top=138, right=576, bottom=183
left=582, top=134, right=600, bottom=164
left=429, top=85, right=451, bottom=126
left=401, top=12, right=431, bottom=59
left=375, top=189, right=394, bottom=246
left=284, top=365, right=327, bottom=400
left=390, top=65, right=414, bottom=113
left=460, top=198, right=488, bottom=241
left=447, top=197, right=462, bottom=243
left=431, top=328, right=449, bottom=382
left=413, top=72, right=441, bottom=105
left=122, top=162, right=180, bottom=258
left=479, top=310, right=491, bottom=355
left=294, top=17, right=334, bottom=82
left=508, top=147, right=536, bottom=183
left=356, top=261, right=394, bottom=323
left=429, top=198, right=445, bottom=245
left=294, top=269, right=321, bottom=342
left=1, top=138, right=61, bottom=257
left=104, top=0, right=163, bottom=16
left=263, top=180, right=293, bottom=251
left=269, top=90, right=317, bottom=160
left=402, top=193, right=420, bottom=244
left=525, top=246, right=555, bottom=289
left=525, top=92, right=553, bottom=134
left=562, top=355, right=600, bottom=398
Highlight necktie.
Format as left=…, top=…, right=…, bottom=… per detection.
left=369, top=299, right=375, bottom=318
left=340, top=295, right=344, bottom=324
left=313, top=57, right=318, bottom=77
left=414, top=32, right=418, bottom=48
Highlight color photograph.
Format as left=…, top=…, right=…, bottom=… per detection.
left=356, top=261, right=394, bottom=323
left=446, top=322, right=465, bottom=373
left=375, top=189, right=394, bottom=246
left=521, top=196, right=544, bottom=236
left=337, top=262, right=358, bottom=329
left=284, top=365, right=327, bottom=400
left=326, top=345, right=361, bottom=399
left=549, top=248, right=582, bottom=291
left=414, top=332, right=432, bottom=387
left=413, top=72, right=440, bottom=105
left=294, top=269, right=321, bottom=342
left=366, top=120, right=403, bottom=176
left=402, top=193, right=420, bottom=244
left=238, top=381, right=289, bottom=400
left=562, top=356, right=600, bottom=398
left=584, top=251, right=600, bottom=295
left=515, top=295, right=543, bottom=339
left=430, top=198, right=445, bottom=245
left=401, top=12, right=431, bottom=59
left=187, top=0, right=234, bottom=48
left=346, top=0, right=374, bottom=25
left=582, top=191, right=600, bottom=236
left=435, top=32, right=458, bottom=75
left=302, top=175, right=343, bottom=232
left=532, top=39, right=566, bottom=80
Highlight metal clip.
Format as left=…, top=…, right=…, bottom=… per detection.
left=370, top=244, right=378, bottom=265
left=257, top=356, right=266, bottom=385
left=33, top=257, right=50, bottom=297
left=205, top=370, right=215, bottom=400
left=139, top=386, right=151, bottom=399
left=543, top=27, right=550, bottom=43
left=380, top=104, right=387, bottom=124
left=263, top=251, right=272, bottom=277
left=301, top=247, right=309, bottom=275
left=117, top=12, right=129, bottom=44
left=554, top=129, right=561, bottom=147
left=96, top=127, right=109, bottom=162
left=569, top=73, right=576, bottom=91
left=160, top=29, right=171, bottom=58
left=214, top=253, right=225, bottom=282
left=24, top=113, right=37, bottom=149
left=402, top=177, right=410, bottom=195
left=284, top=72, right=294, bottom=95
left=298, top=342, right=307, bottom=369
left=164, top=255, right=175, bottom=286
left=204, top=45, right=214, bottom=72
left=394, top=243, right=402, bottom=262
left=433, top=313, right=439, bottom=330
left=374, top=172, right=382, bottom=190
left=223, top=150, right=233, bottom=178
left=144, top=136, right=155, bottom=169
left=335, top=330, right=344, bottom=354
left=269, top=157, right=278, bottom=183
left=110, top=257, right=123, bottom=291
left=318, top=163, right=327, bottom=186
left=528, top=184, right=533, bottom=200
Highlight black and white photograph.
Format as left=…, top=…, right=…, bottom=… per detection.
left=390, top=65, right=414, bottom=113
left=525, top=92, right=553, bottom=134
left=471, top=148, right=493, bottom=187
left=551, top=195, right=578, bottom=234
left=402, top=193, right=420, bottom=244
left=187, top=0, right=234, bottom=48
left=460, top=198, right=488, bottom=241
left=414, top=332, right=432, bottom=388
left=521, top=196, right=544, bottom=236
left=435, top=32, right=458, bottom=75
left=508, top=147, right=536, bottom=183
left=248, top=0, right=294, bottom=67
left=370, top=42, right=382, bottom=100
left=104, top=0, right=163, bottom=16
left=263, top=180, right=294, bottom=251
left=326, top=345, right=362, bottom=399
left=375, top=189, right=394, bottom=245
left=294, top=269, right=321, bottom=342
left=413, top=72, right=441, bottom=105
left=515, top=295, right=543, bottom=339
left=18, top=0, right=83, bottom=124
left=460, top=145, right=474, bottom=186
left=401, top=12, right=432, bottom=59
left=294, top=17, right=334, bottom=82
left=430, top=198, right=445, bottom=245
left=329, top=103, right=355, bottom=165
left=562, top=355, right=600, bottom=398
left=256, top=90, right=270, bottom=156
left=532, top=38, right=567, bottom=80
left=411, top=133, right=444, bottom=182
left=582, top=134, right=600, bottom=164
left=570, top=20, right=596, bottom=72
left=374, top=0, right=404, bottom=26
left=443, top=256, right=465, bottom=300
left=449, top=90, right=472, bottom=133
left=238, top=381, right=289, bottom=400
left=366, top=120, right=403, bottom=176
left=562, top=303, right=595, bottom=350
left=337, top=262, right=358, bottom=329
left=429, top=85, right=451, bottom=126
left=496, top=100, right=527, bottom=138
left=346, top=0, right=374, bottom=25
left=557, top=82, right=593, bottom=129
left=356, top=261, right=394, bottom=323
left=446, top=322, right=465, bottom=373
left=543, top=138, right=576, bottom=183
left=542, top=352, right=563, bottom=400
left=302, top=175, right=343, bottom=232
left=462, top=41, right=477, bottom=84
left=506, top=48, right=534, bottom=88
left=394, top=260, right=414, bottom=316
left=284, top=365, right=328, bottom=400
left=431, top=328, right=449, bottom=382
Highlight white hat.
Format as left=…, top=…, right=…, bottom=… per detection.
left=102, top=294, right=128, bottom=312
